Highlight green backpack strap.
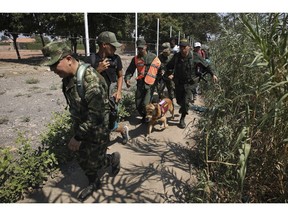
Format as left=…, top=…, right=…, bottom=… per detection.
left=76, top=63, right=91, bottom=100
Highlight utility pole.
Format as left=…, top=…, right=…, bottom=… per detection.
left=135, top=12, right=138, bottom=56
left=156, top=18, right=159, bottom=56
left=84, top=12, right=90, bottom=56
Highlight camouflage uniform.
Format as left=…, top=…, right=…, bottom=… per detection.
left=41, top=41, right=112, bottom=185
left=124, top=52, right=158, bottom=118
left=157, top=51, right=174, bottom=100
left=62, top=65, right=111, bottom=182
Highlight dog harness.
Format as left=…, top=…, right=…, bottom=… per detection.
left=159, top=99, right=169, bottom=117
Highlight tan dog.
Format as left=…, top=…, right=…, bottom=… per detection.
left=145, top=98, right=174, bottom=137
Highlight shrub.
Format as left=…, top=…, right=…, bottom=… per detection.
left=0, top=133, right=57, bottom=203
left=187, top=13, right=288, bottom=203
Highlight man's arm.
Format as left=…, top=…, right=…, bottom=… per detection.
left=194, top=52, right=218, bottom=83
left=124, top=57, right=136, bottom=88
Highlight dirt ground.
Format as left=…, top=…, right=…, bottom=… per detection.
left=0, top=49, right=204, bottom=203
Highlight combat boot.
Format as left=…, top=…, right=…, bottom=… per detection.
left=77, top=179, right=101, bottom=202
left=179, top=114, right=186, bottom=129
left=109, top=152, right=121, bottom=177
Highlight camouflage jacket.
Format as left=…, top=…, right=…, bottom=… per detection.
left=165, top=51, right=214, bottom=83
left=158, top=52, right=174, bottom=76
left=62, top=63, right=110, bottom=144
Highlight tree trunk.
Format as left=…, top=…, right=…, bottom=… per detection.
left=40, top=33, right=45, bottom=47
left=12, top=34, right=21, bottom=59
left=70, top=34, right=78, bottom=54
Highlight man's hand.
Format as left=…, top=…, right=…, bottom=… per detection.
left=68, top=136, right=81, bottom=152
left=96, top=58, right=110, bottom=73
left=212, top=74, right=218, bottom=83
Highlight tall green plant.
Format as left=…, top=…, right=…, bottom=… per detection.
left=188, top=13, right=288, bottom=202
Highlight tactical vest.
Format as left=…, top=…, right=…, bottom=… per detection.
left=134, top=56, right=161, bottom=85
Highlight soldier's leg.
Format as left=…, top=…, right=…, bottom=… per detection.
left=136, top=80, right=146, bottom=117
left=179, top=84, right=194, bottom=129
left=77, top=142, right=108, bottom=201
left=166, top=79, right=175, bottom=100
left=141, top=83, right=153, bottom=122
left=78, top=141, right=120, bottom=202
left=175, top=84, right=185, bottom=112
left=158, top=78, right=166, bottom=100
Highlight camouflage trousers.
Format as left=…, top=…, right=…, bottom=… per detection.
left=135, top=79, right=155, bottom=117
left=175, top=82, right=197, bottom=115
left=78, top=141, right=110, bottom=183
left=156, top=77, right=175, bottom=100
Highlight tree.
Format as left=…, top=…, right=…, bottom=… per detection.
left=0, top=13, right=35, bottom=59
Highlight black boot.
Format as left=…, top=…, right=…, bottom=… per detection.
left=107, top=152, right=121, bottom=177
left=179, top=114, right=186, bottom=129
left=77, top=178, right=101, bottom=202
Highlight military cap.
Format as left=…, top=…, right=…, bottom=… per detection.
left=179, top=39, right=190, bottom=47
left=136, top=38, right=147, bottom=48
left=162, top=42, right=171, bottom=53
left=98, top=31, right=122, bottom=48
left=41, top=41, right=72, bottom=66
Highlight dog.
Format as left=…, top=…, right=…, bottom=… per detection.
left=145, top=98, right=174, bottom=137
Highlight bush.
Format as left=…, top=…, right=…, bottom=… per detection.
left=187, top=13, right=288, bottom=203
left=118, top=93, right=136, bottom=120
left=0, top=133, right=57, bottom=203
left=40, top=111, right=75, bottom=165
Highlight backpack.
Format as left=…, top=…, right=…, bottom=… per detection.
left=76, top=63, right=118, bottom=130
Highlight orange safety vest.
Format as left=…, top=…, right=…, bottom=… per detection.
left=134, top=56, right=161, bottom=85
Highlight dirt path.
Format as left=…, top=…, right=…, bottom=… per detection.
left=19, top=100, right=202, bottom=203
left=0, top=50, right=203, bottom=203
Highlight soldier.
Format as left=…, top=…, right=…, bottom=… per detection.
left=169, top=37, right=180, bottom=54
left=156, top=42, right=175, bottom=100
left=124, top=38, right=161, bottom=123
left=166, top=39, right=218, bottom=128
left=91, top=31, right=130, bottom=144
left=41, top=41, right=121, bottom=202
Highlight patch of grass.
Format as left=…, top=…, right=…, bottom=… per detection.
left=15, top=93, right=24, bottom=97
left=0, top=116, right=9, bottom=124
left=29, top=86, right=40, bottom=90
left=25, top=78, right=40, bottom=84
left=28, top=86, right=44, bottom=94
left=21, top=116, right=30, bottom=122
